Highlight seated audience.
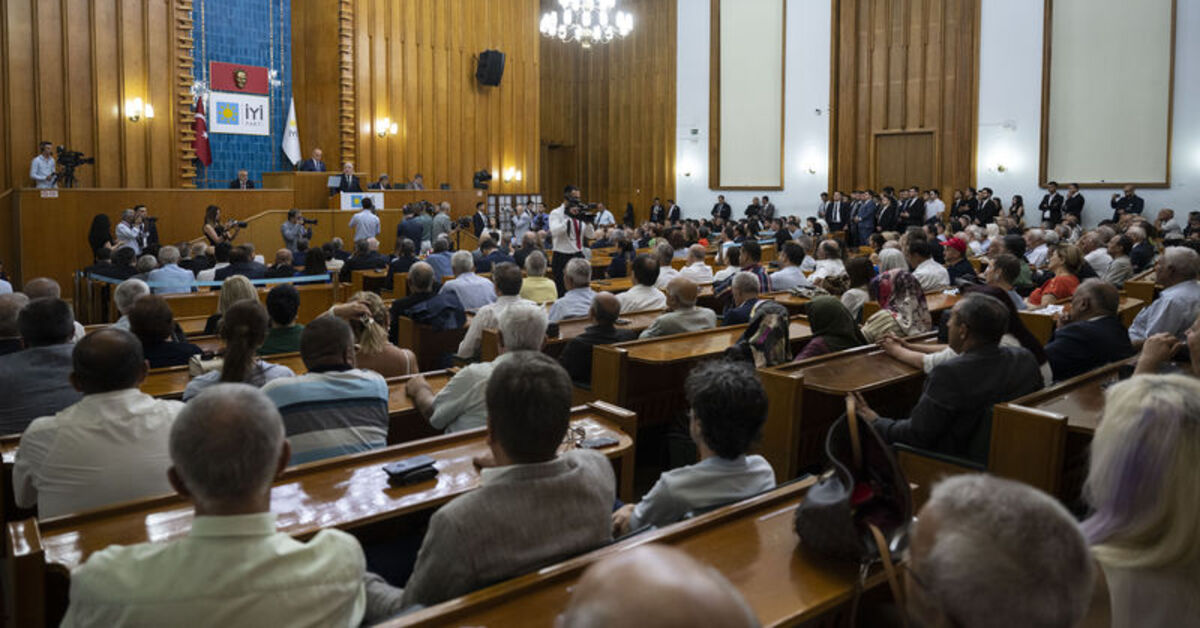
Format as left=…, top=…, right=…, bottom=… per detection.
left=457, top=262, right=533, bottom=360
left=327, top=292, right=418, bottom=377
left=388, top=261, right=466, bottom=341
left=613, top=360, right=775, bottom=534
left=1127, top=225, right=1155, bottom=272
left=639, top=277, right=716, bottom=339
left=678, top=244, right=715, bottom=284
left=1025, top=229, right=1050, bottom=267
left=0, top=298, right=84, bottom=434
left=512, top=232, right=540, bottom=270
left=722, top=272, right=761, bottom=326
left=906, top=475, right=1093, bottom=628
left=617, top=254, right=668, bottom=314
left=558, top=292, right=637, bottom=386
left=24, top=277, right=86, bottom=341
left=129, top=294, right=203, bottom=368
left=204, top=275, right=259, bottom=335
left=372, top=351, right=615, bottom=611
left=1102, top=234, right=1135, bottom=288
left=653, top=243, right=680, bottom=289
left=61, top=384, right=368, bottom=626
left=1026, top=244, right=1082, bottom=308
left=712, top=247, right=741, bottom=282
left=264, top=248, right=296, bottom=279
left=548, top=258, right=597, bottom=322
left=386, top=238, right=418, bottom=290
left=406, top=303, right=546, bottom=433
left=793, top=296, right=867, bottom=360
left=214, top=245, right=267, bottom=281
left=559, top=545, right=757, bottom=628
left=519, top=250, right=558, bottom=304
left=908, top=239, right=950, bottom=291
left=1079, top=232, right=1112, bottom=277
left=184, top=302, right=295, bottom=401
left=856, top=294, right=1042, bottom=463
left=808, top=240, right=847, bottom=285
left=1081, top=374, right=1200, bottom=627
left=260, top=283, right=304, bottom=355
left=301, top=246, right=329, bottom=279
left=440, top=250, right=497, bottom=311
left=339, top=237, right=388, bottom=282
left=0, top=293, right=29, bottom=355
left=841, top=257, right=875, bottom=320
left=985, top=253, right=1026, bottom=311
left=108, top=246, right=139, bottom=281
left=769, top=241, right=815, bottom=291
left=735, top=240, right=772, bottom=292
left=132, top=255, right=157, bottom=282
left=1045, top=279, right=1135, bottom=381
left=14, top=329, right=184, bottom=518
left=1127, top=247, right=1200, bottom=348
left=425, top=236, right=454, bottom=279
left=147, top=246, right=195, bottom=294
left=941, top=237, right=977, bottom=284
left=474, top=236, right=515, bottom=273
left=606, top=236, right=636, bottom=279
left=864, top=269, right=933, bottom=339
left=260, top=316, right=389, bottom=465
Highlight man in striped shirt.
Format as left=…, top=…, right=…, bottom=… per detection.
left=261, top=316, right=389, bottom=465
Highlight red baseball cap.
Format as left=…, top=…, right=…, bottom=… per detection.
left=941, top=237, right=967, bottom=254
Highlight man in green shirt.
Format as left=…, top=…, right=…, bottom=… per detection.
left=259, top=284, right=304, bottom=355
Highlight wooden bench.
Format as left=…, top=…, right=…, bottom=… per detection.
left=383, top=477, right=887, bottom=628
left=590, top=276, right=633, bottom=294
left=152, top=281, right=343, bottom=326
left=140, top=353, right=307, bottom=400
left=1121, top=268, right=1158, bottom=302
left=861, top=291, right=959, bottom=322
left=395, top=316, right=468, bottom=371
left=348, top=269, right=388, bottom=295
left=4, top=405, right=636, bottom=627
left=478, top=309, right=666, bottom=362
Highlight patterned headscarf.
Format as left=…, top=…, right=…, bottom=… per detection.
left=869, top=269, right=932, bottom=335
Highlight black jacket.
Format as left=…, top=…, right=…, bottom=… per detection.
left=339, top=251, right=389, bottom=281
left=1063, top=194, right=1085, bottom=219
left=1039, top=193, right=1063, bottom=224
left=1130, top=241, right=1156, bottom=272
left=711, top=202, right=731, bottom=220
left=558, top=324, right=638, bottom=385
left=298, top=159, right=326, bottom=172
left=215, top=261, right=267, bottom=281
left=1045, top=316, right=1134, bottom=382
left=873, top=345, right=1043, bottom=464
left=336, top=175, right=363, bottom=194
left=722, top=298, right=758, bottom=326
left=228, top=179, right=255, bottom=189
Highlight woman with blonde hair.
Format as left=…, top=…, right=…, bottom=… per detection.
left=203, top=274, right=258, bottom=335
left=329, top=291, right=417, bottom=377
left=1082, top=374, right=1200, bottom=627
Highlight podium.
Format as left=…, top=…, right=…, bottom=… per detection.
left=327, top=190, right=482, bottom=221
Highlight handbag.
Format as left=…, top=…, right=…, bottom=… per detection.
left=794, top=397, right=913, bottom=624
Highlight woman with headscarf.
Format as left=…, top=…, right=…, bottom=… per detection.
left=861, top=269, right=931, bottom=342
left=794, top=296, right=868, bottom=360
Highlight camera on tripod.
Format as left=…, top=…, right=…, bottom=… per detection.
left=54, top=145, right=94, bottom=188
left=302, top=218, right=319, bottom=225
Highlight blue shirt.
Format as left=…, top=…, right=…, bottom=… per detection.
left=1128, top=280, right=1200, bottom=342
left=348, top=210, right=380, bottom=242
left=440, top=272, right=497, bottom=311
left=425, top=252, right=453, bottom=279
left=548, top=288, right=596, bottom=322
left=146, top=264, right=195, bottom=294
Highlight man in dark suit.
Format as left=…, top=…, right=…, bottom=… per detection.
left=474, top=237, right=516, bottom=273
left=229, top=169, right=255, bottom=190
left=297, top=148, right=326, bottom=172
left=666, top=200, right=681, bottom=223
left=1128, top=226, right=1156, bottom=273
left=711, top=195, right=732, bottom=222
left=903, top=186, right=925, bottom=229
left=876, top=197, right=900, bottom=233
left=1045, top=280, right=1135, bottom=382
left=852, top=191, right=877, bottom=247
left=1109, top=184, right=1144, bottom=221
left=334, top=162, right=362, bottom=195
left=472, top=202, right=488, bottom=237
left=721, top=272, right=760, bottom=326
left=1038, top=181, right=1064, bottom=225
left=649, top=198, right=666, bottom=224
left=339, top=237, right=389, bottom=281
left=558, top=292, right=637, bottom=385
left=368, top=174, right=392, bottom=190
left=760, top=196, right=776, bottom=221
left=1063, top=183, right=1085, bottom=221
left=214, top=245, right=267, bottom=281
left=826, top=191, right=849, bottom=233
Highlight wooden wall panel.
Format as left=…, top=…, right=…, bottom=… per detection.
left=0, top=0, right=183, bottom=191
left=830, top=0, right=979, bottom=196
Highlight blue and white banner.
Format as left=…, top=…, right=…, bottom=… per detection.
left=339, top=192, right=385, bottom=211
left=209, top=92, right=270, bottom=136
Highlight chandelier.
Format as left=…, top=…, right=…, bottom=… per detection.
left=540, top=0, right=634, bottom=49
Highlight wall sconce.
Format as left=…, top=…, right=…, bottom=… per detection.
left=375, top=117, right=398, bottom=138
left=995, top=163, right=1008, bottom=173
left=125, top=98, right=154, bottom=122
left=502, top=167, right=522, bottom=183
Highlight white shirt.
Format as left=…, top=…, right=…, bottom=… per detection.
left=654, top=266, right=681, bottom=290
left=769, top=266, right=815, bottom=291
left=809, top=259, right=846, bottom=283
left=429, top=353, right=520, bottom=432
left=114, top=221, right=144, bottom=255
left=349, top=209, right=381, bottom=242
left=1026, top=243, right=1049, bottom=268
left=617, top=283, right=668, bottom=314
left=30, top=154, right=56, bottom=188
left=457, top=294, right=535, bottom=358
left=595, top=209, right=616, bottom=226
left=712, top=265, right=739, bottom=282
left=911, top=258, right=951, bottom=291
left=549, top=205, right=595, bottom=254
left=629, top=455, right=775, bottom=529
left=197, top=262, right=230, bottom=284
left=14, top=389, right=184, bottom=518
left=1084, top=248, right=1113, bottom=277
left=0, top=279, right=11, bottom=295
left=1128, top=280, right=1200, bottom=342
left=924, top=199, right=945, bottom=222
left=62, top=512, right=366, bottom=628
left=678, top=261, right=715, bottom=284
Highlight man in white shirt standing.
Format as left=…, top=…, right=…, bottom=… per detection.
left=678, top=244, right=715, bottom=284
left=349, top=197, right=381, bottom=243
left=907, top=240, right=951, bottom=291
left=594, top=203, right=616, bottom=227
left=924, top=189, right=945, bottom=224
left=61, top=383, right=369, bottom=627
left=550, top=185, right=595, bottom=295
left=14, top=328, right=184, bottom=519
left=30, top=141, right=57, bottom=188
left=617, top=254, right=668, bottom=314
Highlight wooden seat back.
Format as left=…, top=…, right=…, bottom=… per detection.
left=395, top=316, right=468, bottom=371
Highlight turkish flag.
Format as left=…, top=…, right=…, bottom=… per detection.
left=193, top=96, right=212, bottom=167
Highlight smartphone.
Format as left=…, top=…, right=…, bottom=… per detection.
left=383, top=455, right=438, bottom=486
left=581, top=436, right=620, bottom=449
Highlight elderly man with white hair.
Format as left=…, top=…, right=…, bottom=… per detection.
left=548, top=257, right=596, bottom=322
left=1126, top=225, right=1155, bottom=272
left=1024, top=229, right=1049, bottom=268
left=1127, top=247, right=1200, bottom=349
left=678, top=244, right=714, bottom=284
left=640, top=277, right=717, bottom=339
left=407, top=302, right=547, bottom=433
left=439, top=249, right=496, bottom=311
left=722, top=272, right=762, bottom=326
left=60, top=384, right=369, bottom=626
left=110, top=278, right=150, bottom=330
left=146, top=246, right=194, bottom=294
left=653, top=242, right=680, bottom=289
left=906, top=474, right=1094, bottom=628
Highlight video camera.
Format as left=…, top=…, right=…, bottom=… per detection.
left=566, top=198, right=598, bottom=223
left=302, top=218, right=319, bottom=225
left=234, top=221, right=249, bottom=228
left=54, top=145, right=94, bottom=188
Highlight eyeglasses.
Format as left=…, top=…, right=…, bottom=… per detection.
left=561, top=425, right=586, bottom=450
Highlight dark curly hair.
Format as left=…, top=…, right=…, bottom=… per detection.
left=685, top=360, right=767, bottom=459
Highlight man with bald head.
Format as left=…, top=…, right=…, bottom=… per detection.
left=14, top=328, right=184, bottom=518
left=559, top=292, right=637, bottom=385
left=560, top=545, right=757, bottom=628
left=678, top=244, right=715, bottom=284
left=24, top=276, right=86, bottom=340
left=265, top=248, right=296, bottom=278
left=639, top=277, right=717, bottom=339
left=1044, top=279, right=1135, bottom=381
left=62, top=384, right=369, bottom=626
left=0, top=292, right=30, bottom=355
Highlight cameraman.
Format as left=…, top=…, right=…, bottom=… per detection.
left=30, top=141, right=56, bottom=189
left=281, top=209, right=314, bottom=252
left=115, top=208, right=146, bottom=256
left=549, top=184, right=594, bottom=295
left=133, top=205, right=159, bottom=255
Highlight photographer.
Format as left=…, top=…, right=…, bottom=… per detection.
left=115, top=209, right=146, bottom=256
left=281, top=209, right=314, bottom=252
left=202, top=205, right=244, bottom=246
left=30, top=141, right=56, bottom=189
left=549, top=184, right=595, bottom=295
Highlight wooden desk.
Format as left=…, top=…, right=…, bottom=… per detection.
left=1019, top=297, right=1144, bottom=346
left=861, top=291, right=959, bottom=322
left=590, top=276, right=632, bottom=293
left=999, top=359, right=1133, bottom=436
left=154, top=282, right=342, bottom=326
left=177, top=315, right=208, bottom=336
left=478, top=309, right=666, bottom=362
left=1121, top=268, right=1159, bottom=303
left=190, top=335, right=222, bottom=354
left=622, top=319, right=811, bottom=365
left=140, top=353, right=306, bottom=400
left=387, top=477, right=886, bottom=628
left=5, top=407, right=634, bottom=626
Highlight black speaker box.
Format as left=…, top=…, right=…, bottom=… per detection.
left=476, top=50, right=505, bottom=86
